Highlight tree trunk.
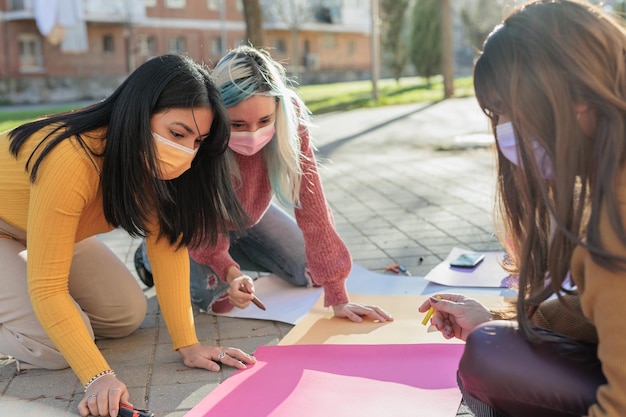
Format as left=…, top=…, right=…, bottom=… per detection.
left=440, top=0, right=454, bottom=98
left=291, top=26, right=299, bottom=78
left=371, top=0, right=380, bottom=101
left=242, top=0, right=266, bottom=48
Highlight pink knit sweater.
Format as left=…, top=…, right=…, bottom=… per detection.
left=189, top=127, right=352, bottom=307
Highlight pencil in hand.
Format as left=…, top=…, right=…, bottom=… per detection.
left=421, top=295, right=442, bottom=326
left=239, top=284, right=266, bottom=311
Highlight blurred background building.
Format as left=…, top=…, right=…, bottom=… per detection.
left=0, top=0, right=375, bottom=103
left=0, top=0, right=621, bottom=105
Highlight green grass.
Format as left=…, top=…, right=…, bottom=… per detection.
left=0, top=75, right=475, bottom=132
left=301, top=75, right=474, bottom=114
left=0, top=105, right=79, bottom=133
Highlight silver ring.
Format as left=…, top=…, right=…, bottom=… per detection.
left=110, top=386, right=121, bottom=392
left=88, top=393, right=98, bottom=398
left=217, top=352, right=227, bottom=360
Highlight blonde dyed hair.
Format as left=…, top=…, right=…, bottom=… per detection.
left=212, top=45, right=312, bottom=207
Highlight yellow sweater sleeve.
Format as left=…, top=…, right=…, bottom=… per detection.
left=23, top=133, right=112, bottom=386
left=145, top=232, right=199, bottom=350
left=571, top=167, right=626, bottom=417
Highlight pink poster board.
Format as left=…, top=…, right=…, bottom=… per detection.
left=185, top=343, right=465, bottom=417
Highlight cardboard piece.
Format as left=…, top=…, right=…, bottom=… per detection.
left=279, top=292, right=507, bottom=345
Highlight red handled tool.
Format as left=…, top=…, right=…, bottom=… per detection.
left=118, top=404, right=154, bottom=417
left=385, top=263, right=411, bottom=276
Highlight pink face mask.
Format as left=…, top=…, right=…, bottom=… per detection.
left=228, top=124, right=275, bottom=156
left=496, top=122, right=554, bottom=179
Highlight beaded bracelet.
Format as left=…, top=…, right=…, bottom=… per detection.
left=84, top=370, right=116, bottom=392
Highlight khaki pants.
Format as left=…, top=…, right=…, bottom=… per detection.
left=0, top=218, right=147, bottom=369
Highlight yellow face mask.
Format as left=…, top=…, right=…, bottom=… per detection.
left=152, top=132, right=198, bottom=180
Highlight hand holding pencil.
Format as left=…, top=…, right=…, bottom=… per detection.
left=417, top=294, right=492, bottom=341
left=239, top=284, right=266, bottom=311
left=227, top=274, right=267, bottom=311
left=421, top=295, right=442, bottom=325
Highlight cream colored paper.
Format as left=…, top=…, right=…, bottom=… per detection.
left=279, top=293, right=510, bottom=345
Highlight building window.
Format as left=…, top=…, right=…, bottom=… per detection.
left=210, top=37, right=223, bottom=55
left=144, top=0, right=157, bottom=7
left=207, top=0, right=222, bottom=11
left=315, top=7, right=332, bottom=23
left=165, top=0, right=185, bottom=8
left=168, top=36, right=186, bottom=54
left=18, top=34, right=44, bottom=73
left=137, top=35, right=157, bottom=56
left=274, top=38, right=287, bottom=54
left=9, top=0, right=26, bottom=10
left=103, top=34, right=114, bottom=53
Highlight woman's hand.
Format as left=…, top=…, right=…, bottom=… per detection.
left=226, top=274, right=256, bottom=309
left=78, top=374, right=130, bottom=417
left=418, top=293, right=492, bottom=340
left=332, top=303, right=394, bottom=323
left=178, top=343, right=256, bottom=372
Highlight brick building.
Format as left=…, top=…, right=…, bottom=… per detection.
left=0, top=0, right=373, bottom=104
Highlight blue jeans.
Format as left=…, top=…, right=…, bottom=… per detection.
left=140, top=203, right=309, bottom=311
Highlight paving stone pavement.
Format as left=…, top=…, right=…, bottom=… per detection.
left=0, top=97, right=497, bottom=416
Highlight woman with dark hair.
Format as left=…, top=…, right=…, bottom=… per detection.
left=419, top=1, right=626, bottom=416
left=0, top=54, right=255, bottom=417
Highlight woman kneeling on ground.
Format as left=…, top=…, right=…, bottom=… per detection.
left=0, top=54, right=255, bottom=417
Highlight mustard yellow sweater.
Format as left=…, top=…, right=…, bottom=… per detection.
left=0, top=126, right=198, bottom=385
left=570, top=166, right=626, bottom=417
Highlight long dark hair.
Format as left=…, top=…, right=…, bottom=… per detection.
left=474, top=0, right=626, bottom=341
left=9, top=54, right=248, bottom=246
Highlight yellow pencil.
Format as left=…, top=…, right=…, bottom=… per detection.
left=421, top=295, right=442, bottom=326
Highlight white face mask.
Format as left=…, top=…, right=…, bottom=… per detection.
left=496, top=122, right=554, bottom=179
left=152, top=132, right=198, bottom=180
left=228, top=124, right=275, bottom=156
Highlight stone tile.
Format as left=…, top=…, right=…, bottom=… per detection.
left=148, top=381, right=219, bottom=414
left=150, top=361, right=221, bottom=387
left=154, top=342, right=187, bottom=364
left=5, top=368, right=79, bottom=398
left=109, top=364, right=152, bottom=389
left=216, top=317, right=280, bottom=341
left=0, top=396, right=73, bottom=416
